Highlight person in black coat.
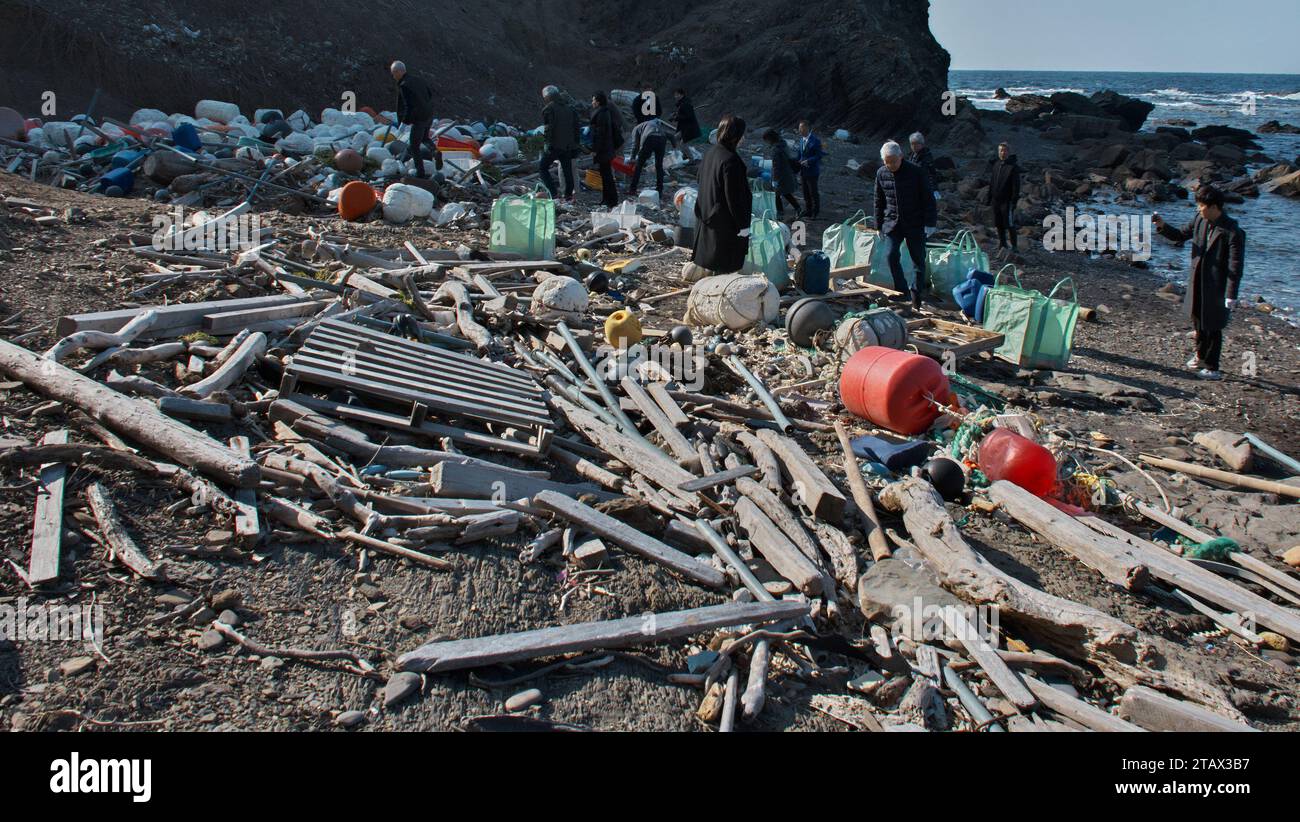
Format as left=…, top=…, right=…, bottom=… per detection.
left=1154, top=185, right=1246, bottom=379
left=984, top=142, right=1021, bottom=249
left=589, top=92, right=623, bottom=208
left=762, top=129, right=800, bottom=218
left=391, top=60, right=440, bottom=178
left=540, top=85, right=580, bottom=200
left=672, top=88, right=702, bottom=144
left=692, top=115, right=751, bottom=274
left=908, top=132, right=938, bottom=195
left=874, top=140, right=937, bottom=308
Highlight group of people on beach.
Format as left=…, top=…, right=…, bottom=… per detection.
left=389, top=62, right=1247, bottom=382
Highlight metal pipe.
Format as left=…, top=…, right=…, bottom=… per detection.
left=726, top=355, right=793, bottom=434
left=942, top=665, right=1004, bottom=732
left=545, top=375, right=625, bottom=431
left=556, top=320, right=641, bottom=437
left=1243, top=432, right=1300, bottom=475
left=693, top=519, right=772, bottom=601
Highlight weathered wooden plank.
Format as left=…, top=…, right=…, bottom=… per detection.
left=28, top=430, right=68, bottom=584
left=86, top=482, right=159, bottom=579
left=202, top=299, right=329, bottom=334
left=678, top=464, right=758, bottom=493
left=430, top=461, right=613, bottom=502
left=754, top=429, right=846, bottom=523
left=621, top=376, right=701, bottom=470
left=734, top=496, right=823, bottom=596
left=941, top=606, right=1037, bottom=711
left=228, top=436, right=260, bottom=539
left=532, top=490, right=725, bottom=588
left=988, top=481, right=1149, bottom=591
left=398, top=599, right=807, bottom=673
left=1118, top=685, right=1257, bottom=732
left=1023, top=675, right=1145, bottom=732
left=159, top=396, right=233, bottom=423
left=57, top=295, right=310, bottom=337
left=645, top=381, right=690, bottom=428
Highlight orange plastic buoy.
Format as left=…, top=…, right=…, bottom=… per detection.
left=839, top=346, right=955, bottom=435
left=978, top=428, right=1058, bottom=497
left=338, top=180, right=378, bottom=221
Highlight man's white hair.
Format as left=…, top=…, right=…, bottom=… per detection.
left=909, top=132, right=925, bottom=146
left=390, top=61, right=406, bottom=74
left=542, top=85, right=560, bottom=100
left=881, top=141, right=904, bottom=160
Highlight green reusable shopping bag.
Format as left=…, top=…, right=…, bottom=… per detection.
left=985, top=268, right=1080, bottom=369
left=745, top=216, right=790, bottom=290
left=751, top=179, right=777, bottom=222
left=867, top=229, right=935, bottom=290
left=490, top=185, right=556, bottom=259
left=821, top=210, right=874, bottom=269
left=927, top=230, right=989, bottom=303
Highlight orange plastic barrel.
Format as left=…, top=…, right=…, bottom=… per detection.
left=839, top=346, right=955, bottom=435
left=338, top=180, right=378, bottom=221
left=978, top=428, right=1058, bottom=497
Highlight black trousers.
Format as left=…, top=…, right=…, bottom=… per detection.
left=774, top=191, right=800, bottom=217
left=597, top=158, right=619, bottom=206
left=885, top=225, right=929, bottom=294
left=992, top=198, right=1017, bottom=248
left=801, top=174, right=820, bottom=218
left=630, top=135, right=667, bottom=193
left=1195, top=321, right=1224, bottom=371
left=404, top=117, right=437, bottom=177
left=539, top=148, right=575, bottom=198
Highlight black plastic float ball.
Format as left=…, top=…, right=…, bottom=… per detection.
left=924, top=457, right=966, bottom=501
left=584, top=271, right=609, bottom=294
left=669, top=325, right=693, bottom=347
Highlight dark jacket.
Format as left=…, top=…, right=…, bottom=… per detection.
left=1157, top=213, right=1246, bottom=332
left=673, top=96, right=701, bottom=142
left=543, top=100, right=580, bottom=154
left=798, top=132, right=824, bottom=177
left=985, top=154, right=1021, bottom=205
left=693, top=144, right=752, bottom=273
left=874, top=160, right=937, bottom=235
left=631, top=118, right=678, bottom=157
left=769, top=139, right=798, bottom=195
left=909, top=146, right=937, bottom=193
left=590, top=104, right=622, bottom=162
left=396, top=74, right=435, bottom=125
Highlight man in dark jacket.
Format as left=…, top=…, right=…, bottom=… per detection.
left=672, top=88, right=702, bottom=144
left=908, top=132, right=938, bottom=196
left=540, top=85, right=580, bottom=200
left=762, top=129, right=801, bottom=218
left=1154, top=185, right=1246, bottom=379
left=391, top=61, right=439, bottom=178
left=629, top=116, right=678, bottom=196
left=692, top=115, right=751, bottom=274
left=984, top=142, right=1021, bottom=249
left=797, top=120, right=824, bottom=219
left=874, top=140, right=937, bottom=308
left=590, top=92, right=622, bottom=208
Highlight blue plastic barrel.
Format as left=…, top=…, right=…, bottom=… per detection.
left=799, top=251, right=831, bottom=295
left=98, top=166, right=135, bottom=195
left=172, top=123, right=202, bottom=151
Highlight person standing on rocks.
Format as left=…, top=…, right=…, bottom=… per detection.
left=628, top=115, right=678, bottom=198
left=762, top=129, right=801, bottom=218
left=692, top=115, right=751, bottom=275
left=671, top=88, right=702, bottom=145
left=590, top=92, right=623, bottom=208
left=797, top=120, right=824, bottom=219
left=391, top=61, right=439, bottom=179
left=874, top=140, right=937, bottom=309
left=984, top=142, right=1021, bottom=250
left=909, top=132, right=938, bottom=197
left=1153, top=185, right=1246, bottom=380
left=540, top=86, right=580, bottom=201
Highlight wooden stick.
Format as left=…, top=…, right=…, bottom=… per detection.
left=754, top=428, right=846, bottom=523
left=832, top=420, right=890, bottom=561
left=182, top=331, right=267, bottom=399
left=397, top=599, right=807, bottom=673
left=86, top=482, right=159, bottom=579
left=1139, top=453, right=1300, bottom=499
left=46, top=309, right=159, bottom=362
left=1118, top=685, right=1257, bottom=732
left=733, top=496, right=824, bottom=596
left=0, top=338, right=258, bottom=487
left=228, top=437, right=260, bottom=539
left=621, top=376, right=701, bottom=470
left=941, top=606, right=1037, bottom=711
left=28, top=430, right=68, bottom=585
left=734, top=430, right=783, bottom=495
left=1022, top=675, right=1145, bottom=732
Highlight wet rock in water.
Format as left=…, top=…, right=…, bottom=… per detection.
left=384, top=671, right=421, bottom=707
left=1256, top=120, right=1300, bottom=135
left=505, top=688, right=544, bottom=712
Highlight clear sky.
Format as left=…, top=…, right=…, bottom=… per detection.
left=929, top=0, right=1300, bottom=74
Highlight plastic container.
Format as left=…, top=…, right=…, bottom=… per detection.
left=98, top=167, right=135, bottom=195
left=978, top=429, right=1058, bottom=497
left=172, top=123, right=202, bottom=151
left=839, top=347, right=954, bottom=435
left=337, top=180, right=378, bottom=221
left=797, top=251, right=831, bottom=295
left=436, top=135, right=480, bottom=157
left=611, top=156, right=635, bottom=176
left=195, top=99, right=241, bottom=124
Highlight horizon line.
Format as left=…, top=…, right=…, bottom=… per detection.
left=949, top=67, right=1300, bottom=78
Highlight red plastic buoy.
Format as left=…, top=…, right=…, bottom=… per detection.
left=978, top=428, right=1058, bottom=497
left=334, top=148, right=364, bottom=174
left=337, top=180, right=378, bottom=221
left=839, top=346, right=955, bottom=435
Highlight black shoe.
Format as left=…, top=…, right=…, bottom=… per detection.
left=910, top=289, right=923, bottom=311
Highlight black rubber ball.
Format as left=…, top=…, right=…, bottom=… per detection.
left=669, top=325, right=693, bottom=347
left=924, top=457, right=965, bottom=501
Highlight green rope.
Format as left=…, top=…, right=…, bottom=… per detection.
left=1184, top=537, right=1239, bottom=562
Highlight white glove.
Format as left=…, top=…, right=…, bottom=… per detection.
left=924, top=226, right=936, bottom=237
left=1225, top=298, right=1238, bottom=310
